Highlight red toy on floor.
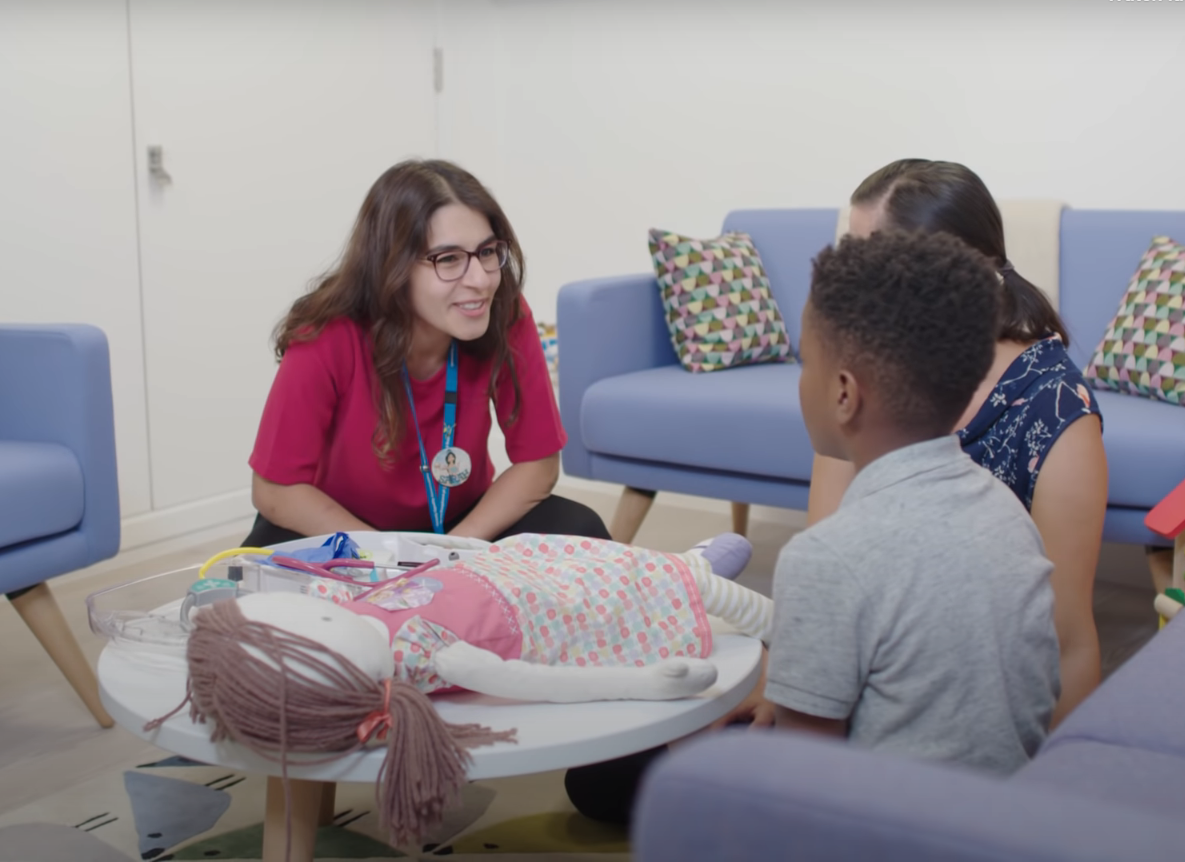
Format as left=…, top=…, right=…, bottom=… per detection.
left=1144, top=480, right=1185, bottom=625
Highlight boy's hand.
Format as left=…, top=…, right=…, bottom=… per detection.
left=712, top=689, right=777, bottom=729
left=710, top=647, right=777, bottom=730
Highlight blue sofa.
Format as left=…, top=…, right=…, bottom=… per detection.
left=632, top=613, right=1185, bottom=861
left=557, top=207, right=1185, bottom=546
left=0, top=324, right=121, bottom=726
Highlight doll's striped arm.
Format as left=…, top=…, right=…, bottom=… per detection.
left=687, top=555, right=774, bottom=643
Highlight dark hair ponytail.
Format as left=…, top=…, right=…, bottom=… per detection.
left=998, top=266, right=1067, bottom=345
left=851, top=159, right=1069, bottom=346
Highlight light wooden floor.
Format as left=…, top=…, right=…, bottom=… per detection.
left=0, top=487, right=1159, bottom=817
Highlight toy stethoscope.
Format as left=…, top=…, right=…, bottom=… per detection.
left=195, top=546, right=439, bottom=585
left=182, top=547, right=441, bottom=624
left=268, top=555, right=440, bottom=590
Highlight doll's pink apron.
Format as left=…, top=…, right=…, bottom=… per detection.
left=345, top=534, right=712, bottom=694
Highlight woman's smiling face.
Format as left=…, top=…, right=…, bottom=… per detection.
left=408, top=203, right=503, bottom=353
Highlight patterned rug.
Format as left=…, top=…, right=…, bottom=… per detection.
left=0, top=755, right=630, bottom=861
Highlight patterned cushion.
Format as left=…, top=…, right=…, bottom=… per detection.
left=648, top=229, right=793, bottom=373
left=1084, top=236, right=1185, bottom=406
left=536, top=320, right=558, bottom=382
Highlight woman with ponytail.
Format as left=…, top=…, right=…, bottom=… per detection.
left=804, top=159, right=1107, bottom=729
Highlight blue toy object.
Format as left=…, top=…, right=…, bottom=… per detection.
left=279, top=532, right=363, bottom=564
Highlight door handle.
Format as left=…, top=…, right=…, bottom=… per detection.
left=147, top=145, right=173, bottom=184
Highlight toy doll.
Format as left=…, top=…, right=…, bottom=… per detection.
left=148, top=532, right=772, bottom=853
left=340, top=531, right=770, bottom=700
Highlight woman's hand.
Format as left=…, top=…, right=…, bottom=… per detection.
left=251, top=473, right=373, bottom=536
left=448, top=453, right=560, bottom=541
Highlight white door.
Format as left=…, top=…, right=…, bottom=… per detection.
left=0, top=0, right=153, bottom=519
left=129, top=0, right=438, bottom=516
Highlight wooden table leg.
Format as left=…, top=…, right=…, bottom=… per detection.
left=317, top=780, right=337, bottom=826
left=263, top=776, right=325, bottom=862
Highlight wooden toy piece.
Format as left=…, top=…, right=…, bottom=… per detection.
left=1144, top=479, right=1185, bottom=625
left=1153, top=591, right=1183, bottom=623
left=1172, top=532, right=1183, bottom=597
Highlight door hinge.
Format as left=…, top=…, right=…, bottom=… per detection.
left=433, top=47, right=444, bottom=94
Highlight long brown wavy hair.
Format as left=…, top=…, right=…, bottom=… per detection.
left=274, top=160, right=526, bottom=461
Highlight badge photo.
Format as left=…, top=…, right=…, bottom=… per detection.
left=431, top=446, right=471, bottom=488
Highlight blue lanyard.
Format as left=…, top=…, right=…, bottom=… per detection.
left=401, top=341, right=458, bottom=534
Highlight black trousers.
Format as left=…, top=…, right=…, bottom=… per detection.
left=242, top=493, right=611, bottom=547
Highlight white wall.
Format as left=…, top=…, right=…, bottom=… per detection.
left=443, top=0, right=1185, bottom=517
left=438, top=0, right=1185, bottom=326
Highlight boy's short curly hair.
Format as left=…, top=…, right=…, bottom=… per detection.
left=809, top=229, right=1000, bottom=435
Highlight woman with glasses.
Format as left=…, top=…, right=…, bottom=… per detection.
left=243, top=159, right=609, bottom=546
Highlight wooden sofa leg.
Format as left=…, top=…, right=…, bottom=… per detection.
left=7, top=582, right=114, bottom=728
left=731, top=502, right=750, bottom=537
left=610, top=487, right=657, bottom=544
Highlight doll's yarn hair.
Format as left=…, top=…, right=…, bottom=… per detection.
left=145, top=599, right=515, bottom=856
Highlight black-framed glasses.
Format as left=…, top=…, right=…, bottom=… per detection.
left=424, top=240, right=510, bottom=282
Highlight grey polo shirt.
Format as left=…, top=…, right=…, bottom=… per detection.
left=766, top=435, right=1060, bottom=774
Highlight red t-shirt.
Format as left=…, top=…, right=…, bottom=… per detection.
left=249, top=298, right=566, bottom=531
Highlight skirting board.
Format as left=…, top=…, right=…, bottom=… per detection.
left=119, top=488, right=256, bottom=553
left=54, top=492, right=255, bottom=590
left=112, top=473, right=798, bottom=555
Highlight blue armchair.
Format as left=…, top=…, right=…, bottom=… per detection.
left=0, top=324, right=120, bottom=727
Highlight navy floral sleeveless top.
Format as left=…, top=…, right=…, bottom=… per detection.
left=958, top=336, right=1103, bottom=511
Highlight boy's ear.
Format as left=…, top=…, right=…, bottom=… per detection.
left=834, top=367, right=862, bottom=428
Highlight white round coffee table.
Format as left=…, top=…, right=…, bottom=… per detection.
left=98, top=624, right=762, bottom=861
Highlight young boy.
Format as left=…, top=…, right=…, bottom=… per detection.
left=765, top=229, right=1061, bottom=774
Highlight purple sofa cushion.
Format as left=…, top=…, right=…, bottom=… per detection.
left=1092, top=391, right=1185, bottom=508
left=1042, top=615, right=1185, bottom=760
left=1017, top=739, right=1185, bottom=820
left=581, top=362, right=814, bottom=481
left=634, top=731, right=1183, bottom=862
